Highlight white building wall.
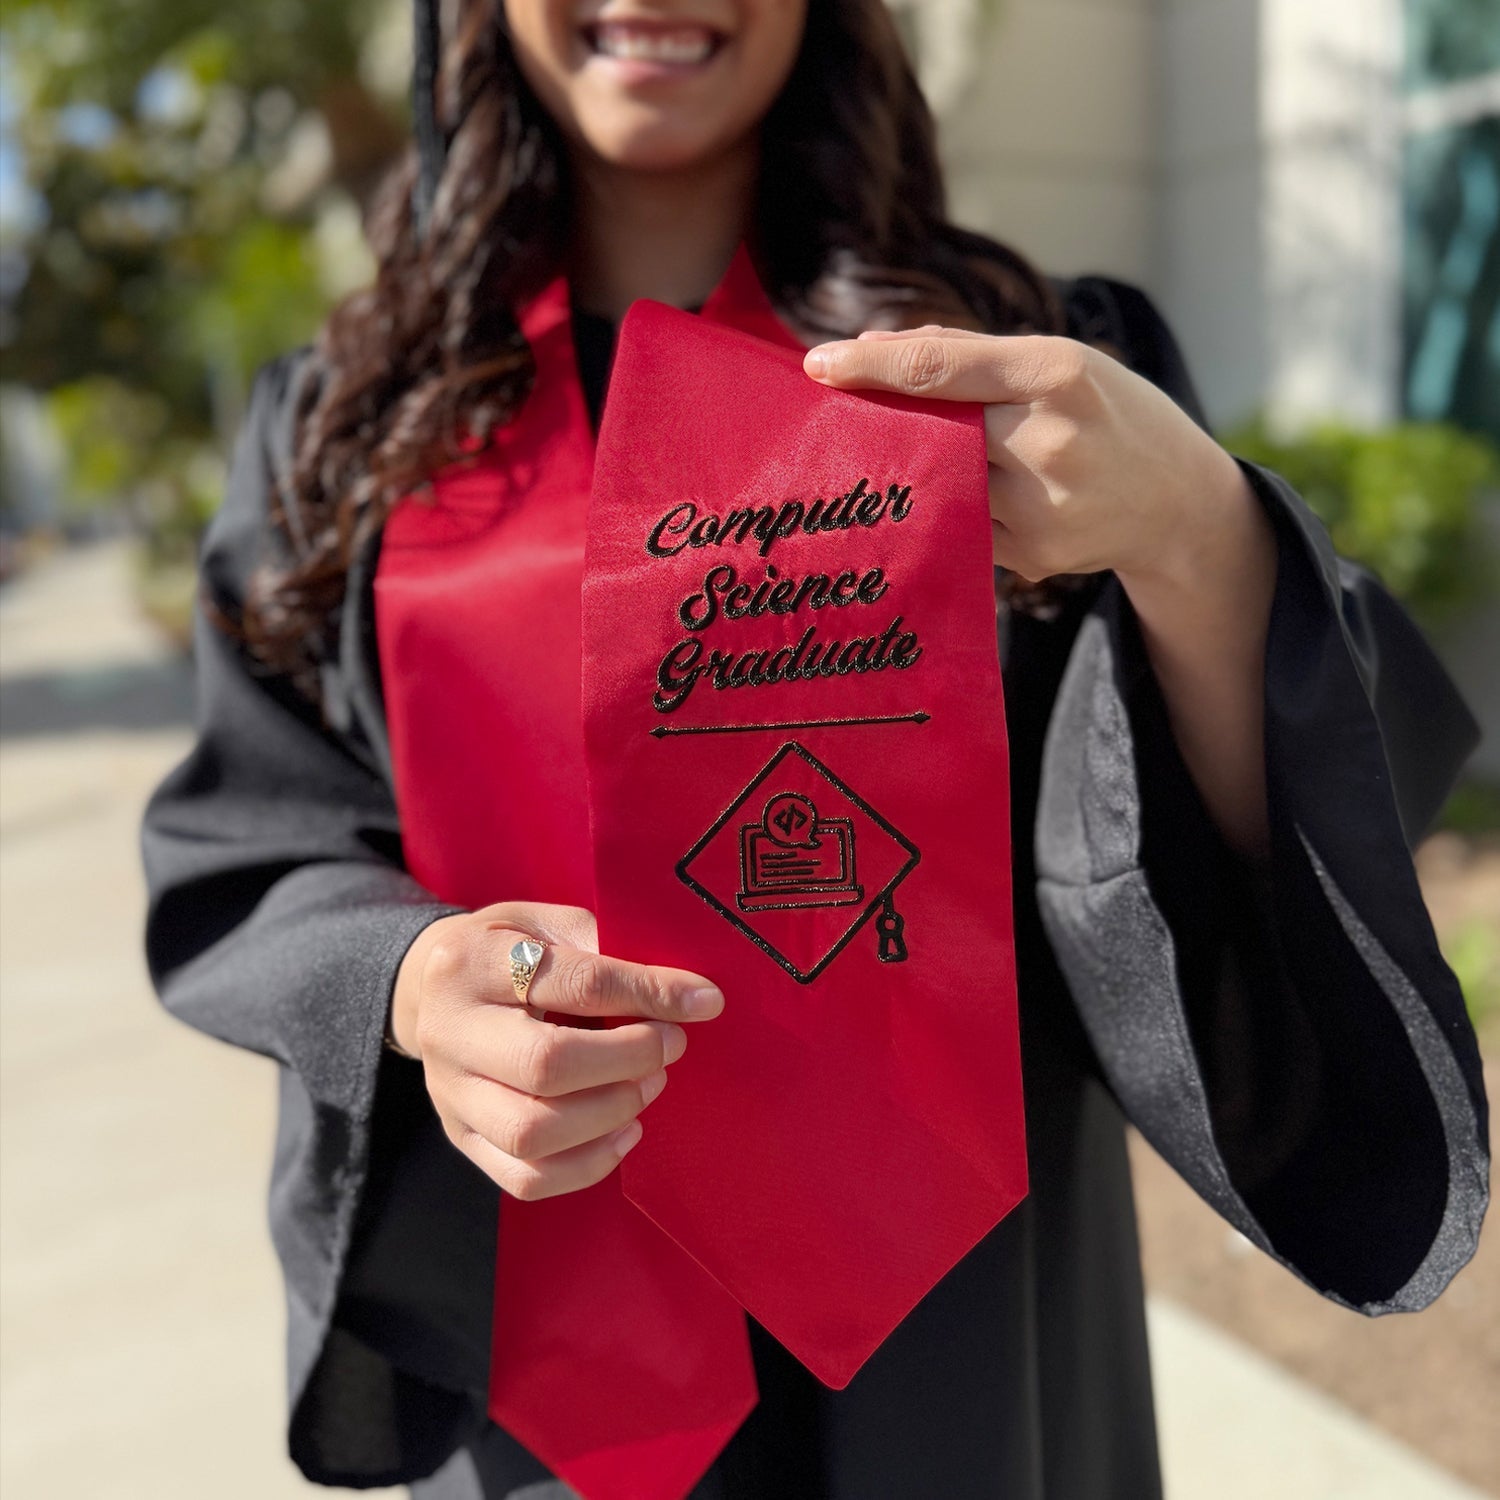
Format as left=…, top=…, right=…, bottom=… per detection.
left=936, top=0, right=1158, bottom=289
left=1259, top=0, right=1404, bottom=430
left=1156, top=0, right=1267, bottom=427
left=937, top=0, right=1406, bottom=430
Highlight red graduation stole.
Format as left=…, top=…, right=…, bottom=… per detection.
left=374, top=247, right=1025, bottom=1500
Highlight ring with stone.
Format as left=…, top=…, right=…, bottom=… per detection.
left=509, top=938, right=547, bottom=1005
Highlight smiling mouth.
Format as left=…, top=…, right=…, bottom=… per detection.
left=582, top=20, right=727, bottom=68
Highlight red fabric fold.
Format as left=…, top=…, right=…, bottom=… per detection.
left=585, top=293, right=1026, bottom=1392
left=374, top=246, right=1026, bottom=1500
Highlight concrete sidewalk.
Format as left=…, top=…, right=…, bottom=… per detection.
left=0, top=542, right=1485, bottom=1499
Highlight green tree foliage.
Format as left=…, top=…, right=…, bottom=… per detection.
left=1225, top=417, right=1500, bottom=628
left=1, top=0, right=403, bottom=547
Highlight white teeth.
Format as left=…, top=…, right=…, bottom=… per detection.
left=592, top=25, right=715, bottom=65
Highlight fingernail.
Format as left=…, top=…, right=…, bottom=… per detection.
left=612, top=1120, right=644, bottom=1158
left=684, top=986, right=724, bottom=1019
left=803, top=349, right=829, bottom=378
left=661, top=1024, right=688, bottom=1064
left=639, top=1069, right=668, bottom=1105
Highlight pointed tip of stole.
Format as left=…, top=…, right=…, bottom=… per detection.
left=549, top=1404, right=758, bottom=1500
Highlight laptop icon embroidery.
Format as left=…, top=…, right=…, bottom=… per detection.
left=738, top=792, right=863, bottom=913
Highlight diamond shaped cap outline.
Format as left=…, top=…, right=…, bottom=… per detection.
left=675, top=740, right=920, bottom=984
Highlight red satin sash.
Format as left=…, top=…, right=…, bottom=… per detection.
left=374, top=248, right=1025, bottom=1500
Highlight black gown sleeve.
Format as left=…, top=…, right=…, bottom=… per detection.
left=1035, top=276, right=1489, bottom=1313
left=139, top=349, right=472, bottom=1484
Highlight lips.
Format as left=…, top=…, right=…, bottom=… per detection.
left=583, top=19, right=726, bottom=68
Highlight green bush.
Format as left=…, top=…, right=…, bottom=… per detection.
left=1443, top=917, right=1500, bottom=1035
left=1438, top=779, right=1500, bottom=836
left=1224, top=417, right=1499, bottom=626
left=46, top=376, right=225, bottom=563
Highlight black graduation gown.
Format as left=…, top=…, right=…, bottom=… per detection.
left=140, top=277, right=1490, bottom=1500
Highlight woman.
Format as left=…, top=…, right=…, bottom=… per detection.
left=141, top=2, right=1490, bottom=1497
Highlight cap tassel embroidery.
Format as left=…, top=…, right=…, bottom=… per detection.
left=876, top=891, right=908, bottom=963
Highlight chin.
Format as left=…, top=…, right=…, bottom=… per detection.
left=582, top=124, right=735, bottom=172
left=572, top=98, right=745, bottom=173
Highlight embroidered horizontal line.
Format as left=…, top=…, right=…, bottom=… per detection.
left=650, top=711, right=931, bottom=738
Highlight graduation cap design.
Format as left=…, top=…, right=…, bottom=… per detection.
left=677, top=741, right=920, bottom=984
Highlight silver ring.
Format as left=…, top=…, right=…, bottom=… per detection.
left=509, top=938, right=547, bottom=1005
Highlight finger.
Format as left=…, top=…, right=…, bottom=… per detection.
left=456, top=1068, right=666, bottom=1162
left=992, top=518, right=1023, bottom=573
left=978, top=400, right=1034, bottom=478
left=454, top=1114, right=645, bottom=1202
left=476, top=901, right=600, bottom=954
left=855, top=324, right=991, bottom=343
left=529, top=944, right=724, bottom=1025
left=985, top=462, right=1053, bottom=580
left=805, top=332, right=1082, bottom=405
left=991, top=515, right=1051, bottom=582
left=987, top=465, right=1009, bottom=531
left=986, top=461, right=1017, bottom=564
left=983, top=400, right=1029, bottom=453
left=453, top=1004, right=688, bottom=1096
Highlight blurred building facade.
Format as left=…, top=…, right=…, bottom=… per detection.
left=928, top=0, right=1500, bottom=772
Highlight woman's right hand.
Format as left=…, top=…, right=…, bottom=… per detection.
left=389, top=902, right=723, bottom=1201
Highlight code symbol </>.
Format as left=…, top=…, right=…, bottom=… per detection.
left=773, top=802, right=809, bottom=838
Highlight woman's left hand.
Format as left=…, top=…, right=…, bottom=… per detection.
left=803, top=325, right=1253, bottom=588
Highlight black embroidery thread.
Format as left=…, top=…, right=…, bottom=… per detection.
left=875, top=892, right=908, bottom=963
left=677, top=741, right=920, bottom=985
left=650, top=710, right=930, bottom=738
left=645, top=478, right=916, bottom=561
left=676, top=562, right=891, bottom=631
left=737, top=792, right=863, bottom=912
left=653, top=616, right=923, bottom=712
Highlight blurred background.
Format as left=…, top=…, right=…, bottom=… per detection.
left=1, top=0, right=1496, bottom=1495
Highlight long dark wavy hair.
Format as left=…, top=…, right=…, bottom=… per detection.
left=241, top=0, right=1072, bottom=701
